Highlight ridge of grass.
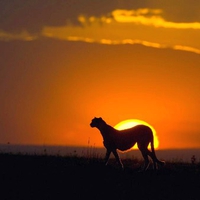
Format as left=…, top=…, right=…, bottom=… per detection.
left=0, top=153, right=200, bottom=200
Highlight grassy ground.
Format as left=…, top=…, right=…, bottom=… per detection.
left=0, top=153, right=200, bottom=200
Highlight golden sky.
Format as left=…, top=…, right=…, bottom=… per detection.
left=0, top=0, right=200, bottom=149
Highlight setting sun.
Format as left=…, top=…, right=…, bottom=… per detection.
left=114, top=119, right=159, bottom=149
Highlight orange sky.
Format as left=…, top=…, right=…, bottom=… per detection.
left=0, top=1, right=200, bottom=149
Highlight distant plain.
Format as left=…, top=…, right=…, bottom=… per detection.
left=1, top=144, right=200, bottom=162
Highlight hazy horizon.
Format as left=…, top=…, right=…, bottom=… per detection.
left=1, top=144, right=200, bottom=163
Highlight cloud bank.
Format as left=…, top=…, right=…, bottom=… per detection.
left=0, top=1, right=200, bottom=54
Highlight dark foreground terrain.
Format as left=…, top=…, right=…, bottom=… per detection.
left=0, top=154, right=200, bottom=200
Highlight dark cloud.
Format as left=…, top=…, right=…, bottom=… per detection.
left=148, top=0, right=200, bottom=23
left=0, top=0, right=199, bottom=33
left=0, top=0, right=118, bottom=33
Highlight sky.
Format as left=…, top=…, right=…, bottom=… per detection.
left=0, top=0, right=200, bottom=149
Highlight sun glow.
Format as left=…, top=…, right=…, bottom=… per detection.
left=114, top=119, right=159, bottom=149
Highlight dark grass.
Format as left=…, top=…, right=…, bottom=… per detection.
left=1, top=153, right=200, bottom=200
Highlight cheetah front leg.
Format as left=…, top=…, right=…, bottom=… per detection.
left=104, top=149, right=111, bottom=166
left=112, top=149, right=124, bottom=169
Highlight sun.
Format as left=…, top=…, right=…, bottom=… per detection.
left=114, top=119, right=159, bottom=149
